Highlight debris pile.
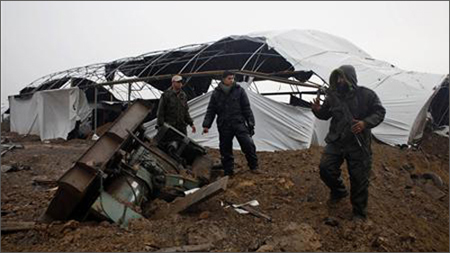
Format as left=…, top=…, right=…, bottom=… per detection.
left=1, top=123, right=448, bottom=252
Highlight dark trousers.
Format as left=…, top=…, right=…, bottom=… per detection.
left=175, top=126, right=187, bottom=136
left=218, top=123, right=258, bottom=173
left=319, top=143, right=372, bottom=217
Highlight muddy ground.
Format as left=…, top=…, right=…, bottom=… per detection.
left=1, top=130, right=449, bottom=252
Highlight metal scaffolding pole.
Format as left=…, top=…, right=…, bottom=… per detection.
left=94, top=86, right=98, bottom=136
left=128, top=82, right=132, bottom=104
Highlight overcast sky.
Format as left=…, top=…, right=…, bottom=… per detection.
left=1, top=1, right=449, bottom=105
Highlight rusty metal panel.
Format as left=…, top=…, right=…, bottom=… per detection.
left=42, top=100, right=152, bottom=222
left=59, top=162, right=99, bottom=193
left=108, top=102, right=151, bottom=138
left=79, top=102, right=151, bottom=167
left=78, top=133, right=122, bottom=167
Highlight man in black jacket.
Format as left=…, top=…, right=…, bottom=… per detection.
left=202, top=71, right=260, bottom=176
left=312, top=65, right=386, bottom=221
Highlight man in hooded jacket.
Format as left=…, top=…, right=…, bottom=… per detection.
left=202, top=71, right=260, bottom=176
left=312, top=65, right=386, bottom=221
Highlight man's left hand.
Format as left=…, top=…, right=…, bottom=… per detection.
left=248, top=125, right=255, bottom=136
left=351, top=120, right=366, bottom=134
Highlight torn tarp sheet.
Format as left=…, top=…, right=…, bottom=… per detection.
left=9, top=87, right=91, bottom=140
left=144, top=82, right=316, bottom=151
left=246, top=29, right=446, bottom=146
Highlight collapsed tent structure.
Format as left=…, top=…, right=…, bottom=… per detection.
left=9, top=30, right=448, bottom=150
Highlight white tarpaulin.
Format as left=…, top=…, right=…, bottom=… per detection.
left=144, top=82, right=316, bottom=151
left=248, top=30, right=447, bottom=146
left=145, top=30, right=445, bottom=150
left=9, top=87, right=91, bottom=140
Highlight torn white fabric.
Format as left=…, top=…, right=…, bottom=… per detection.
left=9, top=87, right=91, bottom=140
left=246, top=30, right=446, bottom=146
left=144, top=82, right=316, bottom=151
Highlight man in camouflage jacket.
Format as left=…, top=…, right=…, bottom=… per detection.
left=157, top=75, right=196, bottom=135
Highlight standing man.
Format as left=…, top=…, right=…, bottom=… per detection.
left=311, top=65, right=385, bottom=221
left=202, top=71, right=260, bottom=176
left=157, top=75, right=196, bottom=135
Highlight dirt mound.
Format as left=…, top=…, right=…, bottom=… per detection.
left=420, top=127, right=449, bottom=160
left=1, top=132, right=448, bottom=252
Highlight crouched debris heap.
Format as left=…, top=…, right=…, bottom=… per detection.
left=41, top=100, right=227, bottom=226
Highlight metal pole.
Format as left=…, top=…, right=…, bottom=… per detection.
left=128, top=82, right=132, bottom=105
left=15, top=69, right=321, bottom=99
left=94, top=86, right=98, bottom=136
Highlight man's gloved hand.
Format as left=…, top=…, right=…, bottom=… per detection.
left=248, top=125, right=255, bottom=136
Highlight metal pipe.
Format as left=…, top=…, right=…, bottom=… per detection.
left=94, top=86, right=98, bottom=136
left=240, top=43, right=267, bottom=71
left=128, top=82, right=132, bottom=104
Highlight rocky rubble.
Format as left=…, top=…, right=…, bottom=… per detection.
left=1, top=131, right=448, bottom=252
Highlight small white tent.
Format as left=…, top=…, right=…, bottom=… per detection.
left=9, top=87, right=91, bottom=140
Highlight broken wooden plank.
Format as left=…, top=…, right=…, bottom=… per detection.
left=238, top=205, right=272, bottom=222
left=155, top=243, right=213, bottom=252
left=1, top=221, right=36, bottom=232
left=154, top=176, right=228, bottom=219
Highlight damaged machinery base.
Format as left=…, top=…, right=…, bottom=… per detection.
left=40, top=100, right=227, bottom=227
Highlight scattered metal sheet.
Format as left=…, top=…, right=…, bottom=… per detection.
left=223, top=199, right=271, bottom=221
